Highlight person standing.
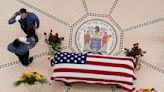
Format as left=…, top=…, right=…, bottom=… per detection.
left=84, top=30, right=90, bottom=51
left=8, top=8, right=40, bottom=42
left=102, top=32, right=111, bottom=48
left=7, top=36, right=36, bottom=66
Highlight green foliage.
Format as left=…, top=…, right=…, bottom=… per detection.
left=14, top=71, right=47, bottom=87
left=124, top=43, right=146, bottom=59
left=44, top=30, right=64, bottom=51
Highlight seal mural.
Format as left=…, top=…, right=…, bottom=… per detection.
left=76, top=19, right=117, bottom=54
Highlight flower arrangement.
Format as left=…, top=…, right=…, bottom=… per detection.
left=135, top=88, right=157, bottom=92
left=124, top=43, right=146, bottom=70
left=44, top=29, right=64, bottom=51
left=14, top=71, right=47, bottom=86
left=124, top=43, right=146, bottom=59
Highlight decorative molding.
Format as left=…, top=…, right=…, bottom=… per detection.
left=87, top=13, right=108, bottom=18
left=16, top=0, right=71, bottom=27
left=109, top=0, right=120, bottom=15
left=108, top=15, right=123, bottom=31
left=0, top=52, right=48, bottom=69
left=69, top=47, right=76, bottom=52
left=68, top=27, right=74, bottom=47
left=81, top=0, right=89, bottom=13
left=113, top=50, right=122, bottom=56
left=65, top=85, right=72, bottom=92
left=124, top=17, right=164, bottom=32
left=62, top=46, right=68, bottom=50
left=71, top=14, right=88, bottom=28
left=140, top=60, right=164, bottom=74
left=113, top=31, right=124, bottom=56
left=68, top=14, right=88, bottom=48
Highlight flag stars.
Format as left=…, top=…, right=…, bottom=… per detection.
left=60, top=54, right=63, bottom=57
left=64, top=57, right=67, bottom=59
left=53, top=51, right=86, bottom=64
left=78, top=58, right=81, bottom=60
left=78, top=54, right=81, bottom=56
left=68, top=55, right=71, bottom=57
left=71, top=57, right=74, bottom=60
left=74, top=60, right=77, bottom=63
left=60, top=60, right=63, bottom=62
left=82, top=55, right=85, bottom=58
left=67, top=60, right=70, bottom=62
left=75, top=55, right=78, bottom=58
left=57, top=52, right=61, bottom=54
left=81, top=61, right=85, bottom=63
left=55, top=61, right=57, bottom=63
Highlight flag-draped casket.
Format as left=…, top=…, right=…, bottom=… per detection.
left=51, top=51, right=136, bottom=91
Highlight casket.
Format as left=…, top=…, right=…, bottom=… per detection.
left=51, top=51, right=136, bottom=91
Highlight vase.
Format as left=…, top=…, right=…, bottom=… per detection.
left=47, top=45, right=54, bottom=60
left=135, top=57, right=141, bottom=71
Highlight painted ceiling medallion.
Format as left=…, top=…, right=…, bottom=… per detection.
left=76, top=19, right=117, bottom=54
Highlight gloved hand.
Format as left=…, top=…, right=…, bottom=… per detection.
left=18, top=37, right=30, bottom=44
left=15, top=15, right=21, bottom=21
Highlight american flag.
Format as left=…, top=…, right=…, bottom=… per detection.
left=51, top=51, right=136, bottom=91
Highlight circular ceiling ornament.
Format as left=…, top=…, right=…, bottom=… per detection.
left=75, top=19, right=117, bottom=55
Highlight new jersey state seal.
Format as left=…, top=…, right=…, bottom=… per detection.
left=75, top=19, right=117, bottom=55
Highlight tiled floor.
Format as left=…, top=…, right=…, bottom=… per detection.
left=0, top=0, right=164, bottom=92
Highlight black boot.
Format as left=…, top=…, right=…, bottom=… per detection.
left=28, top=57, right=33, bottom=64
left=34, top=35, right=38, bottom=42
